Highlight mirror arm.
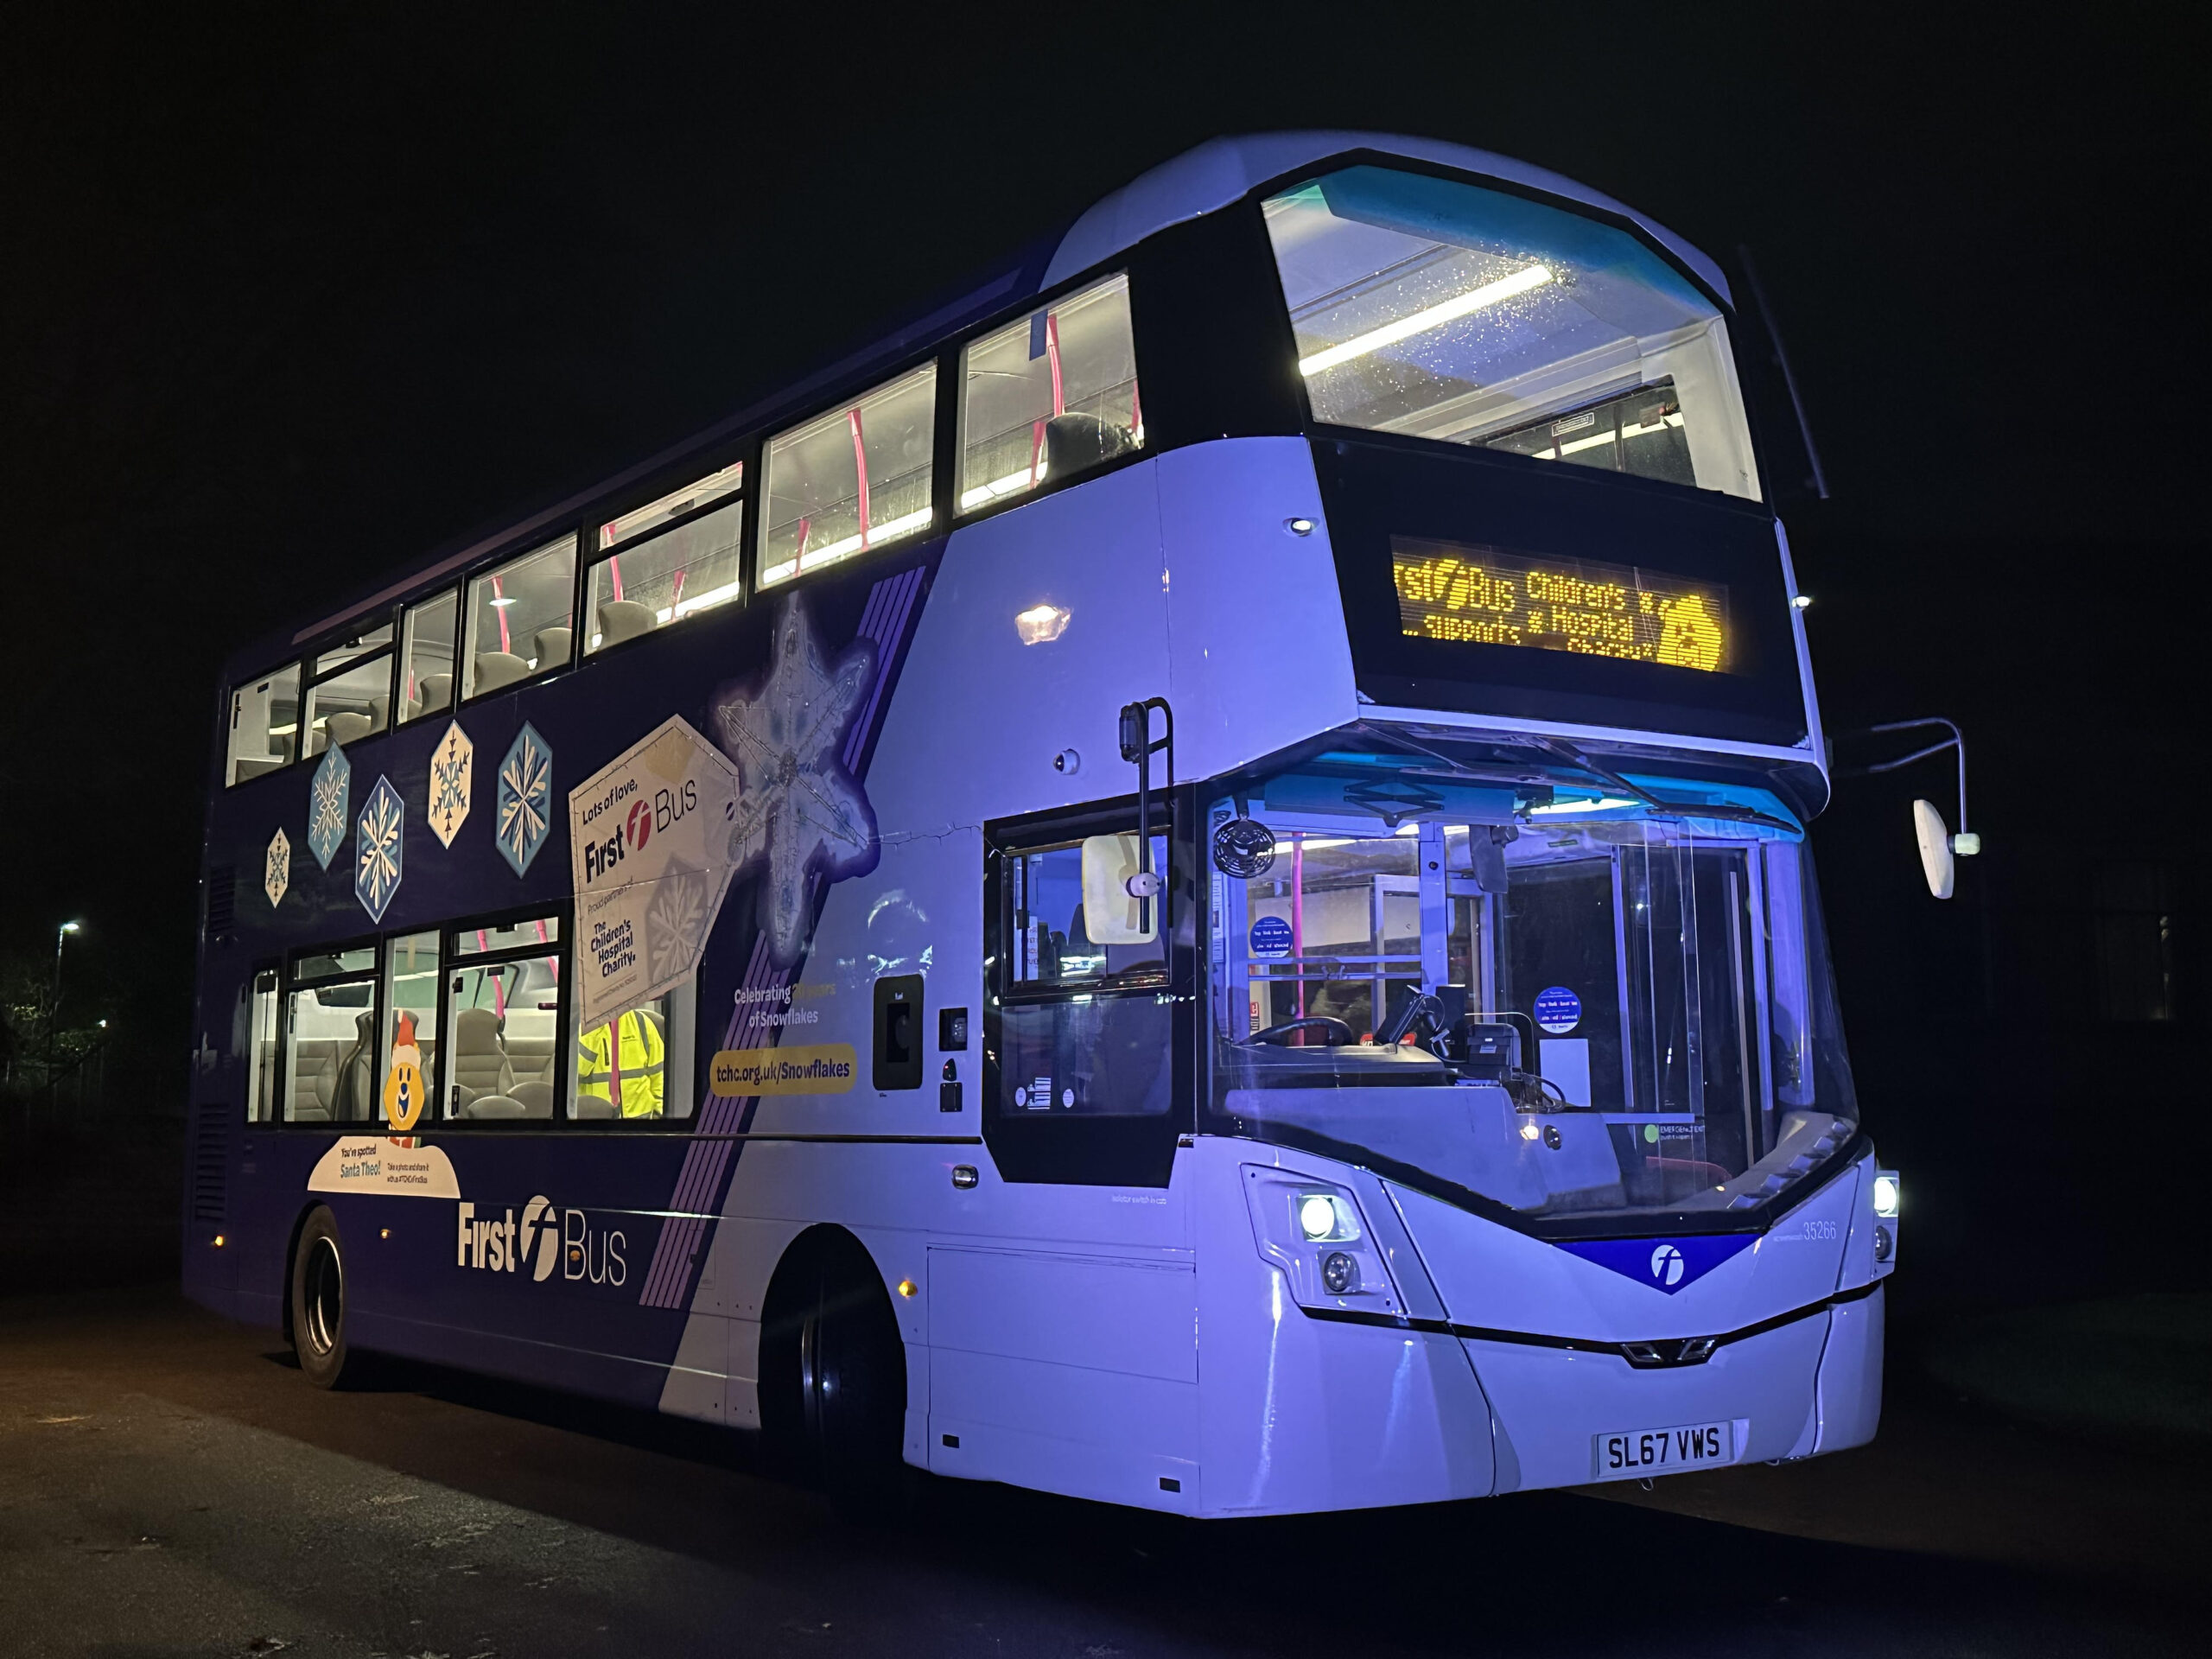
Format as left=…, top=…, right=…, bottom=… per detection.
left=1851, top=716, right=1971, bottom=842
left=1118, top=698, right=1176, bottom=935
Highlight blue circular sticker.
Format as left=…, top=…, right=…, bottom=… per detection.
left=1249, top=915, right=1294, bottom=961
left=1533, top=986, right=1582, bottom=1034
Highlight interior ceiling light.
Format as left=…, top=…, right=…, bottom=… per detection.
left=1299, top=264, right=1554, bottom=378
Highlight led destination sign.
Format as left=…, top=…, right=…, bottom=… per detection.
left=1392, top=537, right=1732, bottom=673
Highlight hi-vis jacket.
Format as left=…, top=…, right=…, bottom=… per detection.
left=575, top=1008, right=665, bottom=1117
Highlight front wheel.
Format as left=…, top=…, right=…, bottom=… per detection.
left=289, top=1207, right=365, bottom=1389
left=769, top=1236, right=910, bottom=1521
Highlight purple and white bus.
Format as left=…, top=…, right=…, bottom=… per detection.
left=185, top=132, right=1897, bottom=1518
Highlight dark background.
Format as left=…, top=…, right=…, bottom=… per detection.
left=1, top=5, right=2201, bottom=1313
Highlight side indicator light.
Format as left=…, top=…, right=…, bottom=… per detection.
left=212, top=1235, right=226, bottom=1248
left=897, top=1279, right=918, bottom=1299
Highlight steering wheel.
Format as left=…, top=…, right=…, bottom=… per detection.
left=1248, top=1016, right=1357, bottom=1047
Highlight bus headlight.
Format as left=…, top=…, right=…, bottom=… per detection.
left=1872, top=1171, right=1901, bottom=1218
left=1297, top=1192, right=1360, bottom=1242
left=1243, top=1170, right=1397, bottom=1313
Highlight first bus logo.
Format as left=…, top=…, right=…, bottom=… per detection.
left=456, top=1196, right=626, bottom=1286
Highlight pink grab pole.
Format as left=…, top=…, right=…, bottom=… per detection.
left=849, top=407, right=871, bottom=550
left=1290, top=833, right=1306, bottom=1039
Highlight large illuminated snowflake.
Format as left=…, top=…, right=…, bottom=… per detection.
left=354, top=775, right=404, bottom=922
left=496, top=722, right=552, bottom=875
left=711, top=597, right=878, bottom=965
left=307, top=743, right=351, bottom=870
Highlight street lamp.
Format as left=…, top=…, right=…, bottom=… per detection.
left=48, top=920, right=81, bottom=1098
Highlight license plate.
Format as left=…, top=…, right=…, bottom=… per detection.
left=1592, top=1419, right=1737, bottom=1481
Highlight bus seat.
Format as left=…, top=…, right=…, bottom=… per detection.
left=450, top=1007, right=514, bottom=1100
left=418, top=672, right=454, bottom=715
left=533, top=626, right=571, bottom=667
left=234, top=756, right=285, bottom=781
left=287, top=1040, right=340, bottom=1121
left=1044, top=412, right=1134, bottom=478
left=474, top=652, right=529, bottom=695
left=324, top=711, right=373, bottom=748
left=571, top=1092, right=617, bottom=1119
left=507, top=1080, right=556, bottom=1117
left=505, top=1033, right=557, bottom=1085
left=337, top=1012, right=375, bottom=1120
left=598, top=601, right=656, bottom=646
left=461, top=1094, right=531, bottom=1119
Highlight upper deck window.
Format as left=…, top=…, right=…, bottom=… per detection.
left=302, top=621, right=395, bottom=755
left=1264, top=167, right=1761, bottom=502
left=226, top=662, right=302, bottom=785
left=587, top=463, right=746, bottom=654
left=464, top=533, right=577, bottom=700
left=959, top=275, right=1142, bottom=512
left=760, top=364, right=937, bottom=588
left=600, top=460, right=744, bottom=550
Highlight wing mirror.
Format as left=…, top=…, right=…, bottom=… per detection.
left=1839, top=717, right=1981, bottom=899
left=1080, top=835, right=1158, bottom=944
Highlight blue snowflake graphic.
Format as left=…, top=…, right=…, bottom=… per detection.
left=710, top=596, right=878, bottom=965
left=496, top=722, right=553, bottom=875
left=307, top=744, right=351, bottom=870
left=354, top=775, right=405, bottom=922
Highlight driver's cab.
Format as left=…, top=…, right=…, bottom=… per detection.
left=1202, top=757, right=1859, bottom=1230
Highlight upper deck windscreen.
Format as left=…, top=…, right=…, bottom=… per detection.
left=1266, top=166, right=1761, bottom=504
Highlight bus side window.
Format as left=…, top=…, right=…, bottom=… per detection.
left=959, top=273, right=1141, bottom=512
left=245, top=970, right=280, bottom=1122
left=995, top=839, right=1171, bottom=1120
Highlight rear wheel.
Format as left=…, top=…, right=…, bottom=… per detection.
left=766, top=1234, right=910, bottom=1521
left=289, top=1207, right=364, bottom=1389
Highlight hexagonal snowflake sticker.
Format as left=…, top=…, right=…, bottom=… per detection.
left=307, top=742, right=351, bottom=870
left=264, top=827, right=290, bottom=908
left=495, top=722, right=552, bottom=876
left=355, top=774, right=404, bottom=923
left=427, top=720, right=473, bottom=849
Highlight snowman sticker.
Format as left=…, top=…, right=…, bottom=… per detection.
left=382, top=1011, right=427, bottom=1133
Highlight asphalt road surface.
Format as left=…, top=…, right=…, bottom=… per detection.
left=3, top=1288, right=2203, bottom=1659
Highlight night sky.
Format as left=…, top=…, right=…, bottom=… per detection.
left=3, top=5, right=2200, bottom=1117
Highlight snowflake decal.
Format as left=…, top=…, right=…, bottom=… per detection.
left=710, top=595, right=878, bottom=965
left=496, top=722, right=553, bottom=875
left=307, top=743, right=351, bottom=870
left=354, top=774, right=405, bottom=923
left=427, top=721, right=474, bottom=848
left=264, top=827, right=290, bottom=908
left=645, top=861, right=710, bottom=983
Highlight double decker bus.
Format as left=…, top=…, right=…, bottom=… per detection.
left=186, top=132, right=1897, bottom=1517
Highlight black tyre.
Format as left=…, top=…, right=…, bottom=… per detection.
left=765, top=1233, right=910, bottom=1521
left=289, top=1206, right=364, bottom=1389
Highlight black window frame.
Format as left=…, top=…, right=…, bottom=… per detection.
left=438, top=905, right=574, bottom=1130
left=981, top=792, right=1197, bottom=1188
left=392, top=582, right=466, bottom=730
left=579, top=448, right=758, bottom=667
left=275, top=934, right=385, bottom=1129
left=755, top=352, right=947, bottom=596
left=222, top=658, right=308, bottom=786
left=949, top=266, right=1153, bottom=531
left=242, top=962, right=283, bottom=1125
left=455, top=528, right=587, bottom=711
left=299, top=608, right=403, bottom=760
